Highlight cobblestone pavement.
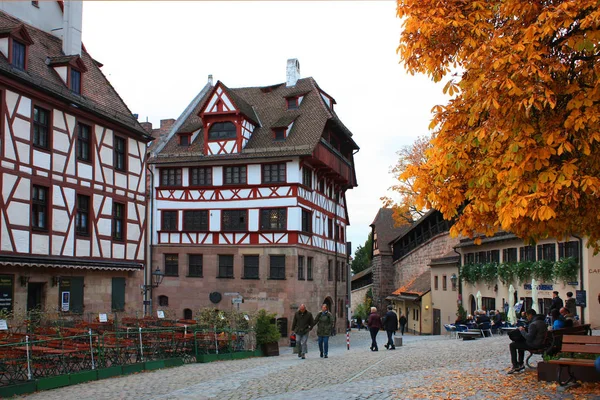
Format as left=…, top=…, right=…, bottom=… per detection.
left=18, top=330, right=600, bottom=400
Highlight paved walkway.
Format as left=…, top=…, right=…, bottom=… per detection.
left=17, top=331, right=600, bottom=400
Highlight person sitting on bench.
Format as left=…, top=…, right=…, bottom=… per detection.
left=507, top=309, right=547, bottom=374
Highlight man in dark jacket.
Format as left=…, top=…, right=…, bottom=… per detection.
left=313, top=304, right=334, bottom=358
left=508, top=309, right=547, bottom=374
left=549, top=291, right=564, bottom=315
left=291, top=304, right=314, bottom=359
left=382, top=305, right=399, bottom=350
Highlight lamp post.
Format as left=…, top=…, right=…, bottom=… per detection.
left=141, top=267, right=165, bottom=315
left=450, top=273, right=458, bottom=291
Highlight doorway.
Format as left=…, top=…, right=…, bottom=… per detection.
left=27, top=282, right=44, bottom=312
left=433, top=308, right=441, bottom=335
left=469, top=295, right=476, bottom=315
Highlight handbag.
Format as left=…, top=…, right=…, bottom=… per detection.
left=509, top=329, right=525, bottom=342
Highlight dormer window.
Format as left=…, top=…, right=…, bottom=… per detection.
left=179, top=133, right=191, bottom=146
left=274, top=128, right=286, bottom=141
left=11, top=40, right=25, bottom=70
left=286, top=97, right=298, bottom=110
left=70, top=69, right=81, bottom=94
left=208, top=122, right=236, bottom=140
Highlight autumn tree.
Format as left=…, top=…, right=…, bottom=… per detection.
left=383, top=135, right=431, bottom=226
left=396, top=0, right=600, bottom=249
left=351, top=232, right=373, bottom=275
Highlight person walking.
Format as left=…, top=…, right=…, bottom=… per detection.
left=382, top=305, right=398, bottom=350
left=291, top=304, right=314, bottom=359
left=313, top=304, right=334, bottom=358
left=367, top=307, right=382, bottom=351
left=399, top=313, right=407, bottom=336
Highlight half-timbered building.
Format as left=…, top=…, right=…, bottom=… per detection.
left=0, top=3, right=151, bottom=318
left=149, top=59, right=358, bottom=334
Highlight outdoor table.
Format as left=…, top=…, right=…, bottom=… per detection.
left=457, top=329, right=483, bottom=340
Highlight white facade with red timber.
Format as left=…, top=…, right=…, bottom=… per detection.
left=148, top=59, right=358, bottom=334
left=0, top=4, right=152, bottom=317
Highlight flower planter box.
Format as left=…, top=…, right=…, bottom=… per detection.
left=261, top=342, right=279, bottom=357
left=537, top=361, right=600, bottom=383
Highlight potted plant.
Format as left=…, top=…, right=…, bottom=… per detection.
left=255, top=309, right=280, bottom=356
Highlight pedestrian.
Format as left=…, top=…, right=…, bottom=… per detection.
left=549, top=291, right=563, bottom=317
left=382, top=305, right=398, bottom=350
left=291, top=304, right=314, bottom=360
left=399, top=313, right=407, bottom=336
left=356, top=315, right=363, bottom=331
left=367, top=306, right=382, bottom=351
left=313, top=304, right=334, bottom=358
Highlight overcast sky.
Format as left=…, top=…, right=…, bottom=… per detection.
left=81, top=1, right=447, bottom=254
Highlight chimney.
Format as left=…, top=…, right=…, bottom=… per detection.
left=208, top=74, right=213, bottom=86
left=140, top=122, right=153, bottom=133
left=286, top=59, right=300, bottom=87
left=160, top=119, right=176, bottom=132
left=62, top=1, right=83, bottom=56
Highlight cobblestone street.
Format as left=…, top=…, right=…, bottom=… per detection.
left=17, top=331, right=600, bottom=400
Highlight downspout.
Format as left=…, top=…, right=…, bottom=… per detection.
left=573, top=234, right=584, bottom=325
left=333, top=195, right=338, bottom=335
left=453, top=246, right=462, bottom=305
left=146, top=165, right=155, bottom=317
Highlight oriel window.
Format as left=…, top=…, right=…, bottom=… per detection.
left=31, top=185, right=48, bottom=230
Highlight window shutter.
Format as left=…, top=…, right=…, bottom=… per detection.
left=70, top=277, right=84, bottom=314
left=111, top=277, right=126, bottom=311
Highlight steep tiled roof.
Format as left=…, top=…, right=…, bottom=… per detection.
left=0, top=12, right=151, bottom=141
left=370, top=208, right=412, bottom=250
left=151, top=77, right=358, bottom=163
left=392, top=270, right=431, bottom=296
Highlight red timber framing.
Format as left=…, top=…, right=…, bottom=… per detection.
left=0, top=79, right=148, bottom=265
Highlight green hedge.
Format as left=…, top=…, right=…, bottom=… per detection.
left=460, top=257, right=578, bottom=285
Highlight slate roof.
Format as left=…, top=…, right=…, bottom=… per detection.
left=370, top=208, right=412, bottom=251
left=0, top=11, right=151, bottom=141
left=392, top=270, right=431, bottom=297
left=351, top=267, right=372, bottom=282
left=151, top=77, right=358, bottom=164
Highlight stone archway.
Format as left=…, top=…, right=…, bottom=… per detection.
left=323, top=296, right=333, bottom=313
left=469, top=294, right=476, bottom=315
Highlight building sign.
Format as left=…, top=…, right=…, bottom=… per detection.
left=575, top=290, right=586, bottom=307
left=524, top=283, right=553, bottom=291
left=99, top=313, right=108, bottom=323
left=0, top=320, right=7, bottom=330
left=157, top=310, right=165, bottom=319
left=0, top=275, right=13, bottom=312
left=61, top=292, right=70, bottom=312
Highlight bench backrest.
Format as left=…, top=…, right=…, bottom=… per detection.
left=561, top=335, right=600, bottom=354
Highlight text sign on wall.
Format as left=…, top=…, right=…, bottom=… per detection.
left=575, top=290, right=586, bottom=307
left=523, top=284, right=553, bottom=291
left=61, top=292, right=70, bottom=312
left=0, top=275, right=13, bottom=312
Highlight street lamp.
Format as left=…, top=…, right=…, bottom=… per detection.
left=450, top=273, right=458, bottom=290
left=142, top=267, right=165, bottom=294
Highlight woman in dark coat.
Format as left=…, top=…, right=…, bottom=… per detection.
left=367, top=307, right=382, bottom=351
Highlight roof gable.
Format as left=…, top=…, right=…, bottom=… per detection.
left=200, top=81, right=259, bottom=125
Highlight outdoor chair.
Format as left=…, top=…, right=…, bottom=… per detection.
left=443, top=324, right=457, bottom=339
left=479, top=322, right=493, bottom=337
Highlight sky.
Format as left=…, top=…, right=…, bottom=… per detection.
left=81, top=1, right=448, bottom=254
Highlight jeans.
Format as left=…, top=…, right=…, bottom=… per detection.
left=369, top=327, right=379, bottom=350
left=400, top=324, right=406, bottom=335
left=297, top=333, right=309, bottom=355
left=386, top=330, right=394, bottom=347
left=318, top=336, right=329, bottom=356
left=509, top=340, right=532, bottom=367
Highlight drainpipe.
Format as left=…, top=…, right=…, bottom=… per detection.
left=573, top=234, right=584, bottom=325
left=146, top=165, right=155, bottom=317
left=333, top=191, right=339, bottom=334
left=453, top=246, right=462, bottom=304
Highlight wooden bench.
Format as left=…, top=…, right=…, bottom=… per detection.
left=547, top=335, right=600, bottom=386
left=525, top=324, right=591, bottom=368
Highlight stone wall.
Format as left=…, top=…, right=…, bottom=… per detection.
left=350, top=284, right=371, bottom=315
left=371, top=254, right=395, bottom=308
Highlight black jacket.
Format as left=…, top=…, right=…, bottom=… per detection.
left=550, top=296, right=564, bottom=313
left=382, top=310, right=398, bottom=331
left=521, top=315, right=547, bottom=348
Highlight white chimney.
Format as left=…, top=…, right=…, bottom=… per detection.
left=62, top=1, right=83, bottom=56
left=286, top=58, right=300, bottom=87
left=208, top=74, right=213, bottom=86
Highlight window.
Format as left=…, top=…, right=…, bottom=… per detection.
left=190, top=167, right=212, bottom=186
left=442, top=275, right=447, bottom=291
left=75, top=194, right=90, bottom=235
left=71, top=69, right=81, bottom=94
left=301, top=209, right=312, bottom=233
left=77, top=123, right=91, bottom=162
left=298, top=256, right=305, bottom=280
left=33, top=106, right=50, bottom=149
left=537, top=243, right=556, bottom=261
left=318, top=179, right=325, bottom=193
left=269, top=255, right=285, bottom=280
left=222, top=210, right=247, bottom=231
left=274, top=128, right=285, bottom=141
left=244, top=255, right=259, bottom=279
left=482, top=297, right=496, bottom=312
left=262, top=163, right=286, bottom=183
left=160, top=168, right=182, bottom=186
left=31, top=1, right=39, bottom=7
left=188, top=254, right=203, bottom=277
left=339, top=225, right=345, bottom=243
left=11, top=40, right=25, bottom=70
left=302, top=167, right=312, bottom=188
left=31, top=185, right=48, bottom=230
left=490, top=250, right=500, bottom=263
left=158, top=295, right=169, bottom=307
left=328, top=260, right=333, bottom=281
left=341, top=262, right=346, bottom=282
left=336, top=261, right=341, bottom=282
left=519, top=246, right=536, bottom=261
left=464, top=253, right=475, bottom=265
left=413, top=308, right=419, bottom=321
left=114, top=136, right=126, bottom=171
left=164, top=254, right=178, bottom=276
left=112, top=202, right=125, bottom=240
left=434, top=275, right=438, bottom=290
left=183, top=210, right=208, bottom=231
left=307, top=257, right=313, bottom=280
left=475, top=251, right=487, bottom=264
left=179, top=134, right=190, bottom=146
left=286, top=97, right=298, bottom=110
left=59, top=277, right=84, bottom=313
left=503, top=247, right=518, bottom=263
left=218, top=255, right=234, bottom=278
left=260, top=208, right=286, bottom=230
left=559, top=241, right=580, bottom=264
left=224, top=166, right=246, bottom=184
left=276, top=318, right=288, bottom=338
left=208, top=122, right=236, bottom=140
left=327, top=218, right=333, bottom=239
left=111, top=277, right=125, bottom=312
left=161, top=210, right=178, bottom=231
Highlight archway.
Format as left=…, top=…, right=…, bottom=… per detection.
left=469, top=294, right=476, bottom=315
left=183, top=308, right=193, bottom=320
left=323, top=296, right=333, bottom=313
